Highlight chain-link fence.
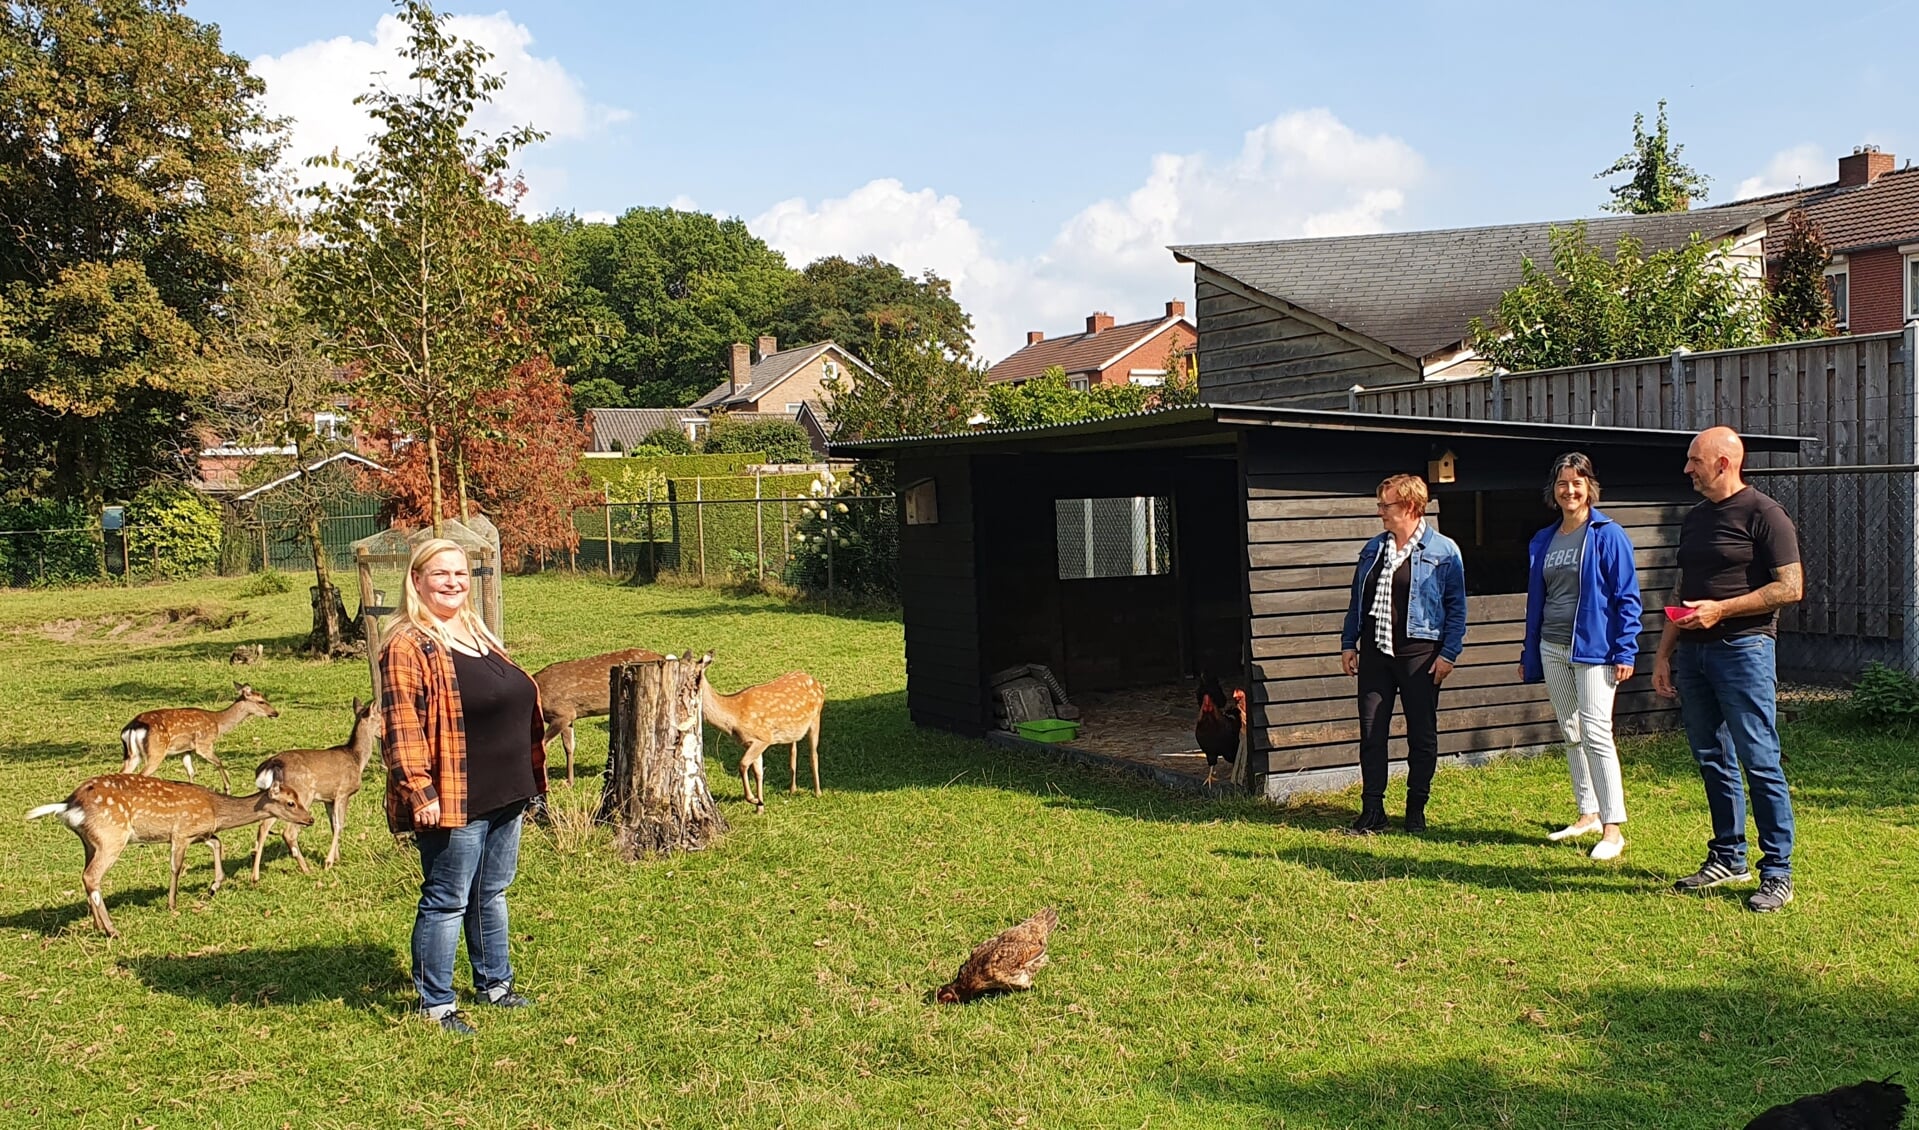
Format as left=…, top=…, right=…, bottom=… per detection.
left=1743, top=465, right=1919, bottom=685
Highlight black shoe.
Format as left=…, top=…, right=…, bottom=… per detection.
left=436, top=1010, right=477, bottom=1035
left=1671, top=858, right=1753, bottom=893
left=1402, top=807, right=1428, bottom=834
left=480, top=989, right=533, bottom=1009
left=1746, top=875, right=1794, bottom=913
left=1345, top=805, right=1388, bottom=835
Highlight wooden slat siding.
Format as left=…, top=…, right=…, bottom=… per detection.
left=896, top=455, right=985, bottom=733
left=1195, top=273, right=1418, bottom=407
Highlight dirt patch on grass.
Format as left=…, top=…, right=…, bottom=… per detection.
left=37, top=603, right=251, bottom=645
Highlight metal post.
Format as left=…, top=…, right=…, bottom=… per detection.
left=695, top=477, right=706, bottom=584
left=755, top=472, right=764, bottom=583
left=604, top=483, right=613, bottom=575
left=1490, top=371, right=1505, bottom=421
left=646, top=482, right=657, bottom=578
left=825, top=505, right=835, bottom=608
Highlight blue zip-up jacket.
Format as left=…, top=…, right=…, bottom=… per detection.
left=1340, top=527, right=1468, bottom=662
left=1519, top=508, right=1643, bottom=683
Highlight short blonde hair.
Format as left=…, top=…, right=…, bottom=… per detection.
left=1376, top=474, right=1429, bottom=513
left=388, top=537, right=504, bottom=653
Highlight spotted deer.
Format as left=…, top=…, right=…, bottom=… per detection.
left=699, top=664, right=825, bottom=811
left=531, top=648, right=664, bottom=785
left=250, top=697, right=381, bottom=880
left=120, top=682, right=279, bottom=793
left=26, top=774, right=313, bottom=937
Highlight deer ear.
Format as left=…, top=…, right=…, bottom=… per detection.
left=352, top=696, right=363, bottom=713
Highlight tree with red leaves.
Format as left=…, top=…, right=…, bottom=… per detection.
left=361, top=356, right=594, bottom=568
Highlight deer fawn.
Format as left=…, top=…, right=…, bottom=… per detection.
left=700, top=664, right=825, bottom=811
left=250, top=697, right=381, bottom=880
left=120, top=682, right=279, bottom=793
left=26, top=773, right=313, bottom=937
left=531, top=648, right=663, bottom=786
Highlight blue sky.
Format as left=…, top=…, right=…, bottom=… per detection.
left=185, top=0, right=1918, bottom=360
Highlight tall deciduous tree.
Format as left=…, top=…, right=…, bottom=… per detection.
left=822, top=330, right=986, bottom=444
left=531, top=208, right=791, bottom=408
left=1468, top=222, right=1767, bottom=372
left=1766, top=207, right=1838, bottom=342
left=1595, top=100, right=1709, bottom=214
left=772, top=255, right=972, bottom=362
left=300, top=0, right=551, bottom=529
left=0, top=0, right=281, bottom=505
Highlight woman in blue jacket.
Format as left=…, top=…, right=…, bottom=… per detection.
left=1518, top=452, right=1641, bottom=860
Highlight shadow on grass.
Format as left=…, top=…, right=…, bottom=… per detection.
left=1231, top=842, right=1654, bottom=895
left=125, top=942, right=409, bottom=1009
left=3, top=739, right=101, bottom=767
left=0, top=885, right=172, bottom=935
left=1154, top=970, right=1917, bottom=1129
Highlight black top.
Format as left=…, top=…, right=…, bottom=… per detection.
left=1677, top=486, right=1801, bottom=641
left=449, top=646, right=541, bottom=817
left=1360, top=553, right=1430, bottom=655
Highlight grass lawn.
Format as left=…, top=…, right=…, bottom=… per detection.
left=1, top=573, right=1915, bottom=1129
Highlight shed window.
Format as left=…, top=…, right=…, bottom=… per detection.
left=1055, top=496, right=1172, bottom=580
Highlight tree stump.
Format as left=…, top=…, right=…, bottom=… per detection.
left=598, top=653, right=728, bottom=859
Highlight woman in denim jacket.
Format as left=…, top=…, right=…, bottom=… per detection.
left=1339, top=474, right=1468, bottom=834
left=1517, top=452, right=1641, bottom=860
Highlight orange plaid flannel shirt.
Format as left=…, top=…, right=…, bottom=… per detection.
left=379, top=625, right=548, bottom=833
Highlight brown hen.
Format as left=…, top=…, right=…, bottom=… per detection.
left=936, top=907, right=1059, bottom=1003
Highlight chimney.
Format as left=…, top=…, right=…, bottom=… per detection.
left=1838, top=145, right=1895, bottom=187
left=1086, top=312, right=1115, bottom=335
left=1026, top=331, right=1045, bottom=346
left=728, top=342, right=751, bottom=394
left=1165, top=300, right=1186, bottom=319
left=756, top=335, right=778, bottom=359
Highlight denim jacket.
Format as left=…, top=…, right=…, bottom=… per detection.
left=1340, top=527, right=1469, bottom=662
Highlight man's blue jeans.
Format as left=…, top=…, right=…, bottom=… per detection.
left=1672, top=635, right=1794, bottom=878
left=412, top=803, right=524, bottom=1015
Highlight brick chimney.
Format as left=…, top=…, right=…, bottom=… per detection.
left=1086, top=312, right=1115, bottom=335
left=1165, top=300, right=1186, bottom=319
left=756, top=335, right=778, bottom=359
left=1026, top=331, right=1045, bottom=346
left=1838, top=145, right=1895, bottom=187
left=728, top=342, right=751, bottom=394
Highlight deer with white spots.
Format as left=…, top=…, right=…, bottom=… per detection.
left=26, top=773, right=313, bottom=937
left=700, top=665, right=825, bottom=811
left=249, top=697, right=381, bottom=880
left=120, top=682, right=280, bottom=793
left=532, top=647, right=663, bottom=786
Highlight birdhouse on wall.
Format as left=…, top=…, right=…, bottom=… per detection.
left=1427, top=449, right=1457, bottom=485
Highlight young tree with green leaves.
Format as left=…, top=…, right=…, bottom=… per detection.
left=1468, top=222, right=1767, bottom=372
left=982, top=367, right=1157, bottom=429
left=772, top=255, right=972, bottom=363
left=1595, top=100, right=1709, bottom=214
left=822, top=330, right=987, bottom=445
left=299, top=0, right=552, bottom=530
left=1766, top=207, right=1838, bottom=342
left=0, top=0, right=281, bottom=506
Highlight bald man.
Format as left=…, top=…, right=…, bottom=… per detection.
left=1652, top=426, right=1803, bottom=912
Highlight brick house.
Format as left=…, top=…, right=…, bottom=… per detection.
left=690, top=337, right=875, bottom=418
left=987, top=302, right=1197, bottom=390
left=1749, top=146, right=1919, bottom=334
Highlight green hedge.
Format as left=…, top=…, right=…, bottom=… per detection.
left=664, top=472, right=819, bottom=578
left=580, top=452, right=766, bottom=492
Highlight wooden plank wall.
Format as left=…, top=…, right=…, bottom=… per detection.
left=896, top=455, right=986, bottom=734
left=1195, top=271, right=1419, bottom=408
left=1240, top=437, right=1692, bottom=775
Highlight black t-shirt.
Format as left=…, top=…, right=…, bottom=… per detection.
left=449, top=646, right=541, bottom=817
left=1676, top=486, right=1801, bottom=640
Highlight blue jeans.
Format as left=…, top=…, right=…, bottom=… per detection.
left=412, top=803, right=525, bottom=1014
left=1672, top=636, right=1794, bottom=878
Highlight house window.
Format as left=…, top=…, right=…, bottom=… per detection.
left=1823, top=263, right=1849, bottom=330
left=314, top=411, right=346, bottom=440
left=822, top=360, right=841, bottom=383
left=1068, top=375, right=1090, bottom=392
left=1054, top=496, right=1172, bottom=580
left=785, top=402, right=803, bottom=414
left=1127, top=370, right=1166, bottom=387
left=1906, top=253, right=1919, bottom=322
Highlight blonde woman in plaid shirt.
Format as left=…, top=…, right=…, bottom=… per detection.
left=1338, top=475, right=1468, bottom=835
left=381, top=538, right=547, bottom=1035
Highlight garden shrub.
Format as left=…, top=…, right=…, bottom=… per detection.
left=639, top=427, right=695, bottom=454
left=1848, top=662, right=1919, bottom=732
left=239, top=569, right=294, bottom=597
left=124, top=484, right=222, bottom=579
left=702, top=417, right=813, bottom=463
left=783, top=468, right=898, bottom=599
left=0, top=499, right=102, bottom=586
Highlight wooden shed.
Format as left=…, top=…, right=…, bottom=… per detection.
left=832, top=405, right=1802, bottom=798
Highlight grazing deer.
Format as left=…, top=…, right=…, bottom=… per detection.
left=120, top=682, right=279, bottom=793
left=26, top=773, right=313, bottom=937
left=531, top=648, right=663, bottom=785
left=250, top=697, right=381, bottom=880
left=699, top=665, right=825, bottom=811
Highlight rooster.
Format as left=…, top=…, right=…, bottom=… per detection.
left=936, top=908, right=1058, bottom=1004
left=1194, top=673, right=1245, bottom=786
left=1745, top=1078, right=1908, bottom=1129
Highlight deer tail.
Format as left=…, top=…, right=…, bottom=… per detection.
left=121, top=722, right=146, bottom=769
left=26, top=801, right=75, bottom=825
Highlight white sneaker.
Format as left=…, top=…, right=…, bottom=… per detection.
left=1590, top=838, right=1625, bottom=861
left=1547, top=821, right=1600, bottom=842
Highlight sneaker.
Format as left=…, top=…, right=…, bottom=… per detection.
left=1671, top=859, right=1753, bottom=893
left=481, top=989, right=533, bottom=1009
left=1746, top=875, right=1794, bottom=913
left=436, top=1011, right=477, bottom=1035
left=1344, top=807, right=1387, bottom=836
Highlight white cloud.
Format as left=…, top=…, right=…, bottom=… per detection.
left=252, top=11, right=627, bottom=202
left=749, top=109, right=1425, bottom=362
left=1734, top=143, right=1829, bottom=199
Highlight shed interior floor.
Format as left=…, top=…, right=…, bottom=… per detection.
left=1038, top=682, right=1232, bottom=781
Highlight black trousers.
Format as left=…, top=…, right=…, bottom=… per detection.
left=1356, top=640, right=1442, bottom=805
